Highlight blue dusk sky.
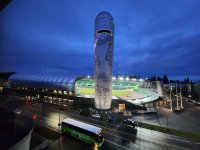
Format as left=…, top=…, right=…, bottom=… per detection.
left=0, top=0, right=200, bottom=80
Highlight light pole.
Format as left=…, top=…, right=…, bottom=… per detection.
left=180, top=82, right=183, bottom=108
left=169, top=82, right=172, bottom=111
left=176, top=81, right=179, bottom=110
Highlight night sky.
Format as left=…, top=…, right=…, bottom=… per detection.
left=0, top=0, right=200, bottom=80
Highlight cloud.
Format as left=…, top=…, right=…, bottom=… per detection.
left=0, top=0, right=200, bottom=79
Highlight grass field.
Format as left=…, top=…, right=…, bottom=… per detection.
left=134, top=88, right=151, bottom=96
left=77, top=88, right=133, bottom=97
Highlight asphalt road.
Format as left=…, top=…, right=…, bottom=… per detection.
left=23, top=103, right=200, bottom=150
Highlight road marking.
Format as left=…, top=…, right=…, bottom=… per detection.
left=23, top=111, right=50, bottom=120
left=33, top=111, right=191, bottom=150
left=105, top=139, right=129, bottom=150
left=171, top=137, right=200, bottom=144
left=103, top=130, right=133, bottom=142
left=27, top=105, right=197, bottom=150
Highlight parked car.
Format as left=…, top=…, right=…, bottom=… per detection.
left=91, top=113, right=102, bottom=119
left=122, top=119, right=138, bottom=128
left=88, top=107, right=95, bottom=113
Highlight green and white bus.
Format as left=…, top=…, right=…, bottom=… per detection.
left=61, top=118, right=104, bottom=148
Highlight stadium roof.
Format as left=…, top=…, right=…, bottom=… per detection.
left=9, top=74, right=78, bottom=91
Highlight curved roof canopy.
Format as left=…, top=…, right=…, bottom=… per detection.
left=9, top=74, right=78, bottom=91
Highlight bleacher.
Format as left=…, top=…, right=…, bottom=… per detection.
left=134, top=88, right=152, bottom=97
left=76, top=79, right=139, bottom=90
left=76, top=79, right=95, bottom=89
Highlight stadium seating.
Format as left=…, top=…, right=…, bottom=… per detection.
left=76, top=79, right=139, bottom=91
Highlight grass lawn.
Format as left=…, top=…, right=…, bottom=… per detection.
left=78, top=88, right=95, bottom=95
left=77, top=88, right=133, bottom=96
left=112, top=90, right=132, bottom=96
left=138, top=122, right=200, bottom=141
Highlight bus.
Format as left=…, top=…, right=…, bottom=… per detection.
left=61, top=118, right=104, bottom=148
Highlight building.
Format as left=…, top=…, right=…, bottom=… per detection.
left=0, top=73, right=162, bottom=111
left=94, top=11, right=114, bottom=109
left=7, top=74, right=78, bottom=99
left=191, top=82, right=200, bottom=101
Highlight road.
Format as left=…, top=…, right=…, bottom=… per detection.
left=134, top=94, right=200, bottom=135
left=23, top=103, right=200, bottom=150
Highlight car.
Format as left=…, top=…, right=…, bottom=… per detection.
left=79, top=109, right=90, bottom=116
left=91, top=113, right=102, bottom=119
left=88, top=107, right=95, bottom=113
left=105, top=116, right=117, bottom=124
left=14, top=108, right=23, bottom=115
left=122, top=119, right=138, bottom=128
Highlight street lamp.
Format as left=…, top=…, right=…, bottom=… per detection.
left=169, top=82, right=173, bottom=111
left=180, top=82, right=183, bottom=108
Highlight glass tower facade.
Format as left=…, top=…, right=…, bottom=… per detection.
left=94, top=11, right=114, bottom=109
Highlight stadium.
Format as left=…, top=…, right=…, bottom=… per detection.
left=75, top=77, right=161, bottom=106
left=0, top=73, right=166, bottom=110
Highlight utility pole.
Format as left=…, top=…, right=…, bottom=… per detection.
left=176, top=81, right=179, bottom=110
left=169, top=82, right=172, bottom=111
left=156, top=107, right=158, bottom=120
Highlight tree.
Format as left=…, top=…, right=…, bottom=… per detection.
left=157, top=76, right=162, bottom=81
left=150, top=76, right=156, bottom=81
left=184, top=77, right=190, bottom=83
left=163, top=74, right=169, bottom=84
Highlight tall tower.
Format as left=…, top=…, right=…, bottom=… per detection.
left=94, top=11, right=114, bottom=109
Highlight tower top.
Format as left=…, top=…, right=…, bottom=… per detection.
left=95, top=11, right=114, bottom=34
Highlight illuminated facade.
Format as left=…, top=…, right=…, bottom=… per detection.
left=94, top=11, right=114, bottom=109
